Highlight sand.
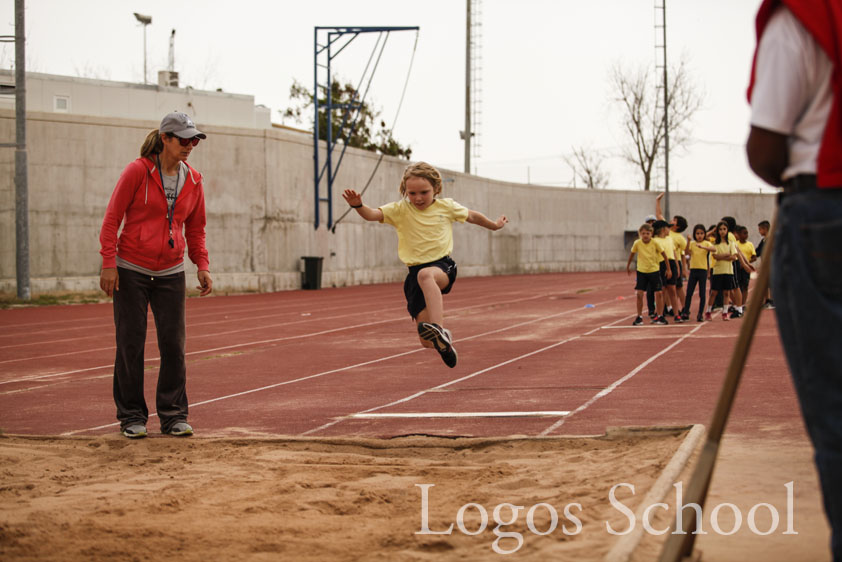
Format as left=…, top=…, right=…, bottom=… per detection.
left=0, top=428, right=692, bottom=561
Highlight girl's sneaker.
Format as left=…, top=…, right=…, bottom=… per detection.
left=680, top=312, right=690, bottom=321
left=704, top=312, right=713, bottom=321
left=696, top=313, right=704, bottom=322
left=418, top=322, right=458, bottom=368
left=722, top=312, right=730, bottom=321
left=632, top=316, right=644, bottom=326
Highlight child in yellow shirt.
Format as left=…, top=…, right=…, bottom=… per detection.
left=705, top=221, right=738, bottom=321
left=682, top=224, right=715, bottom=322
left=343, top=162, right=508, bottom=368
left=627, top=223, right=671, bottom=325
left=735, top=225, right=757, bottom=312
left=654, top=220, right=685, bottom=323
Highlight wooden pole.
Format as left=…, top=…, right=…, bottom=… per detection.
left=658, top=206, right=778, bottom=561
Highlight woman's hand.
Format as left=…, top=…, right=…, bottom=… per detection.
left=100, top=268, right=119, bottom=297
left=197, top=270, right=213, bottom=296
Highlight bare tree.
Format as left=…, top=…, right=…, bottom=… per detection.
left=564, top=145, right=609, bottom=189
left=611, top=59, right=703, bottom=190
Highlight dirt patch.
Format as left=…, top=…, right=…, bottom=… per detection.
left=0, top=429, right=689, bottom=561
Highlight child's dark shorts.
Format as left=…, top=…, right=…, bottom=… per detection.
left=404, top=256, right=458, bottom=320
left=674, top=262, right=684, bottom=289
left=736, top=267, right=751, bottom=290
left=659, top=260, right=678, bottom=286
left=635, top=270, right=662, bottom=293
left=711, top=273, right=736, bottom=292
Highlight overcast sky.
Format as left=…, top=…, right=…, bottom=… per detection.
left=0, top=0, right=771, bottom=193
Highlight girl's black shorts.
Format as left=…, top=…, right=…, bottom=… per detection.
left=404, top=256, right=457, bottom=319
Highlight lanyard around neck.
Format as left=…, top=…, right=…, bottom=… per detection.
left=156, top=155, right=179, bottom=248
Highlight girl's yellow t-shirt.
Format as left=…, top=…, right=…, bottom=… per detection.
left=380, top=198, right=469, bottom=266
left=712, top=240, right=737, bottom=275
left=688, top=240, right=713, bottom=270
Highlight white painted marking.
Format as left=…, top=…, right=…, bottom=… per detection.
left=1, top=290, right=560, bottom=376
left=62, top=294, right=626, bottom=435
left=538, top=323, right=706, bottom=436
left=349, top=411, right=570, bottom=419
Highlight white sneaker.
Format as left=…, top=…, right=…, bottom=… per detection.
left=122, top=424, right=147, bottom=439
left=166, top=422, right=193, bottom=436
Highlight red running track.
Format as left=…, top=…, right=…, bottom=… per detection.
left=0, top=272, right=806, bottom=440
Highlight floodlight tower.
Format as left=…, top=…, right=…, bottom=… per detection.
left=463, top=0, right=472, bottom=174
left=133, top=12, right=152, bottom=84
left=655, top=0, right=670, bottom=216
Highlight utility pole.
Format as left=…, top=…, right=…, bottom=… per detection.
left=463, top=0, right=471, bottom=174
left=15, top=0, right=29, bottom=300
left=133, top=12, right=152, bottom=84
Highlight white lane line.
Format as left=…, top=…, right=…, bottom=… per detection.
left=60, top=347, right=427, bottom=435
left=537, top=323, right=706, bottom=437
left=299, top=331, right=601, bottom=436
left=349, top=411, right=570, bottom=418
left=601, top=324, right=695, bottom=329
left=0, top=290, right=556, bottom=367
left=1, top=289, right=617, bottom=385
left=59, top=295, right=627, bottom=435
left=0, top=284, right=552, bottom=348
left=0, top=316, right=405, bottom=383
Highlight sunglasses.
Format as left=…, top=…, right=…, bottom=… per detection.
left=166, top=133, right=201, bottom=147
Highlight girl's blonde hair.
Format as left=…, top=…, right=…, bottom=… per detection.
left=140, top=129, right=164, bottom=159
left=399, top=161, right=443, bottom=197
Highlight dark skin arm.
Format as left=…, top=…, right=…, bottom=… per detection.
left=746, top=125, right=789, bottom=187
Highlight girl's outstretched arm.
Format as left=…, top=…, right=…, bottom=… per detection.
left=342, top=189, right=383, bottom=222
left=467, top=209, right=508, bottom=231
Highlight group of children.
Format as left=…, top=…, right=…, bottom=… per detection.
left=626, top=193, right=773, bottom=326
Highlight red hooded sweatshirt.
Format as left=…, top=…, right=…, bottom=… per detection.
left=99, top=157, right=209, bottom=272
left=748, top=0, right=842, bottom=188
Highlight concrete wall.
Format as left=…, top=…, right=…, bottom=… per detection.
left=0, top=110, right=777, bottom=294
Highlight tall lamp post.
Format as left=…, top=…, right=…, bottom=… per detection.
left=133, top=12, right=152, bottom=84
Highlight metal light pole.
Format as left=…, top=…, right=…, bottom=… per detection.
left=15, top=0, right=29, bottom=300
left=133, top=13, right=152, bottom=84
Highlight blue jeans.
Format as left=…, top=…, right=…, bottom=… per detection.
left=772, top=189, right=842, bottom=561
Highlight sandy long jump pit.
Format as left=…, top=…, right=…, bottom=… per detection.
left=0, top=427, right=697, bottom=561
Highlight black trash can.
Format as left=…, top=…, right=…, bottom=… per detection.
left=301, top=256, right=324, bottom=290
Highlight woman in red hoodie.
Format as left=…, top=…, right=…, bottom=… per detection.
left=99, top=112, right=212, bottom=439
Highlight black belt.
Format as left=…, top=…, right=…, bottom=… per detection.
left=783, top=174, right=817, bottom=193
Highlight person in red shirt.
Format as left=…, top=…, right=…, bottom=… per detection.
left=747, top=1, right=842, bottom=558
left=99, top=112, right=212, bottom=439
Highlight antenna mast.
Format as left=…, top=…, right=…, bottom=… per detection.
left=471, top=0, right=483, bottom=170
